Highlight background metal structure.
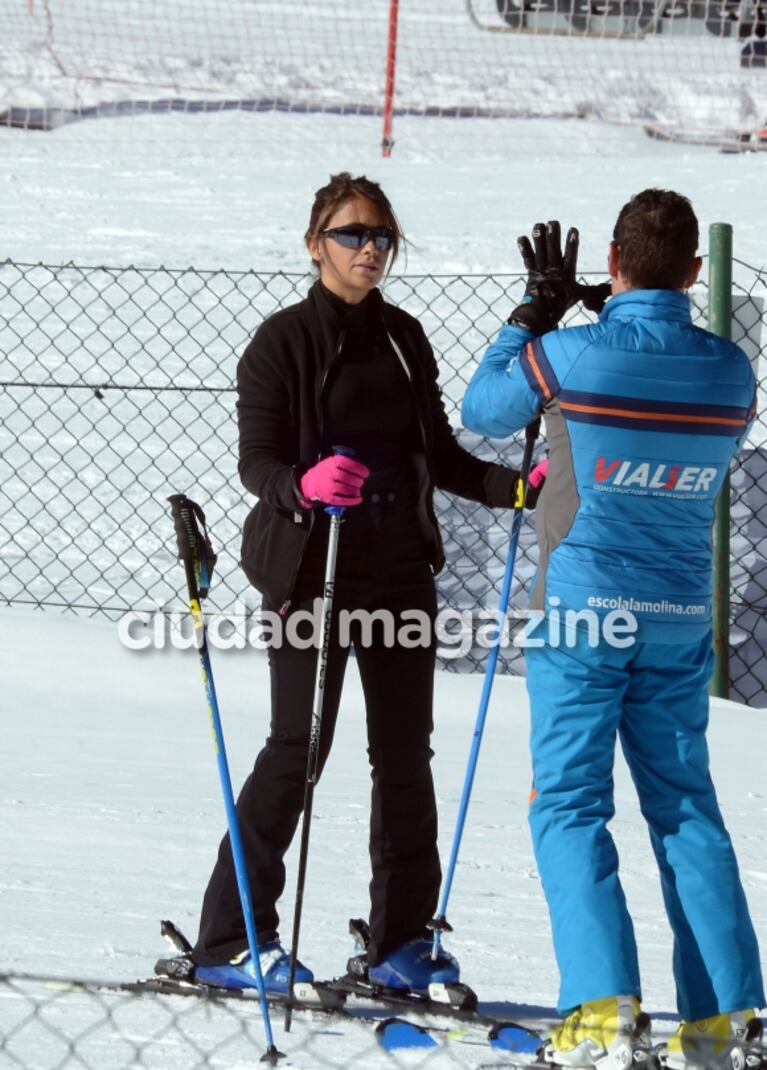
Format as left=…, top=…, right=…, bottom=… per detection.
left=0, top=259, right=765, bottom=702
left=709, top=222, right=735, bottom=697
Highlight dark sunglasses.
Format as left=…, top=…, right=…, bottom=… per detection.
left=322, top=225, right=394, bottom=251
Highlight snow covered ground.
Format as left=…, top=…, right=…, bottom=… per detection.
left=2, top=1, right=767, bottom=138
left=2, top=106, right=766, bottom=697
left=1, top=607, right=766, bottom=1069
left=1, top=112, right=766, bottom=273
left=1, top=80, right=767, bottom=1069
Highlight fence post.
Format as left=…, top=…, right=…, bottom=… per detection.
left=708, top=222, right=732, bottom=699
left=381, top=0, right=399, bottom=157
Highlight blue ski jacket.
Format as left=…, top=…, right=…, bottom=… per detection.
left=462, top=289, right=756, bottom=642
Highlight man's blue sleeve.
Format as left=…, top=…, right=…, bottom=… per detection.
left=461, top=323, right=548, bottom=437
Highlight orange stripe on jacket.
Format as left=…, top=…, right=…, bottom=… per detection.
left=525, top=342, right=553, bottom=402
left=559, top=400, right=744, bottom=428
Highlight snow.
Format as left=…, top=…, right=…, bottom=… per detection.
left=1, top=607, right=766, bottom=1066
left=1, top=107, right=766, bottom=706
left=1, top=113, right=766, bottom=272
left=2, top=0, right=767, bottom=135
left=1, top=45, right=767, bottom=1066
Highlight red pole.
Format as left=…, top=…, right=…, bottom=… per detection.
left=381, top=0, right=399, bottom=158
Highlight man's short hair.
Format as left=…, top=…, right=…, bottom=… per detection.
left=613, top=188, right=699, bottom=290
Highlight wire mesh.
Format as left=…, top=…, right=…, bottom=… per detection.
left=0, top=970, right=531, bottom=1069
left=1, top=0, right=766, bottom=146
left=0, top=259, right=764, bottom=701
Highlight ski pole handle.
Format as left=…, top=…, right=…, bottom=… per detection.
left=519, top=416, right=542, bottom=500
left=167, top=494, right=218, bottom=599
left=325, top=445, right=356, bottom=517
left=168, top=494, right=199, bottom=562
left=511, top=417, right=542, bottom=507
left=526, top=415, right=542, bottom=447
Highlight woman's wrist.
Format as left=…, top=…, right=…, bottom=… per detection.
left=291, top=467, right=313, bottom=510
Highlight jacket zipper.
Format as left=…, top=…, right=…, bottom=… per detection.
left=386, top=327, right=442, bottom=567
left=318, top=328, right=347, bottom=445
left=279, top=327, right=347, bottom=617
left=387, top=330, right=428, bottom=452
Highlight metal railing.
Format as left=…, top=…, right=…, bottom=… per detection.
left=0, top=970, right=499, bottom=1069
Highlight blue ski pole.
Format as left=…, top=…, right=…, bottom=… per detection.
left=428, top=417, right=541, bottom=958
left=167, top=494, right=284, bottom=1065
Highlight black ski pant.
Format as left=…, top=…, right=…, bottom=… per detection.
left=193, top=534, right=440, bottom=968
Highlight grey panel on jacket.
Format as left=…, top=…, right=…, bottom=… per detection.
left=531, top=398, right=580, bottom=613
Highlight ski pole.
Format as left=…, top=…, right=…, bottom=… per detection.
left=167, top=493, right=284, bottom=1066
left=428, top=416, right=541, bottom=958
left=284, top=447, right=351, bottom=1032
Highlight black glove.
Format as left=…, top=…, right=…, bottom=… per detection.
left=572, top=280, right=612, bottom=314
left=509, top=220, right=579, bottom=336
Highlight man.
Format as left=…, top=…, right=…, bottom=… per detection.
left=462, top=190, right=764, bottom=1070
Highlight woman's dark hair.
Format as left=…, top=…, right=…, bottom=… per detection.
left=306, top=172, right=404, bottom=268
left=613, top=188, right=699, bottom=290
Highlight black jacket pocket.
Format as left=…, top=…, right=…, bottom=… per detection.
left=240, top=500, right=311, bottom=607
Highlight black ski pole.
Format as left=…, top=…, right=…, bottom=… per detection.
left=284, top=448, right=351, bottom=1031
left=167, top=493, right=284, bottom=1065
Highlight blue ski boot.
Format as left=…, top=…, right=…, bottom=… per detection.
left=195, top=940, right=313, bottom=994
left=367, top=936, right=460, bottom=995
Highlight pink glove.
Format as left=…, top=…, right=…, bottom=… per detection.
left=528, top=458, right=548, bottom=490
left=525, top=457, right=548, bottom=509
left=299, top=455, right=370, bottom=508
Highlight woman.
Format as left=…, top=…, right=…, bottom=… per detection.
left=190, top=172, right=526, bottom=996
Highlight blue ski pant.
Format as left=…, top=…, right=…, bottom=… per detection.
left=525, top=628, right=764, bottom=1019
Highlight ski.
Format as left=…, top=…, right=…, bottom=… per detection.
left=147, top=956, right=538, bottom=1044
left=88, top=971, right=346, bottom=1013
left=374, top=1018, right=542, bottom=1057
left=155, top=917, right=537, bottom=1037
left=376, top=1017, right=439, bottom=1052
left=325, top=972, right=535, bottom=1034
left=86, top=972, right=542, bottom=1060
left=142, top=919, right=542, bottom=1055
left=334, top=915, right=538, bottom=1038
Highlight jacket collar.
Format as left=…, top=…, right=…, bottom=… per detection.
left=599, top=288, right=692, bottom=324
left=312, top=279, right=383, bottom=327
left=304, top=280, right=385, bottom=368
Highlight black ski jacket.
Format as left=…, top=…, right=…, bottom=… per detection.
left=237, top=281, right=519, bottom=610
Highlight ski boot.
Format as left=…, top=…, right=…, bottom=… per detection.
left=541, top=994, right=653, bottom=1069
left=195, top=941, right=314, bottom=994
left=660, top=1010, right=764, bottom=1070
left=367, top=934, right=460, bottom=995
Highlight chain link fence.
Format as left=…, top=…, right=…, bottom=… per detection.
left=0, top=971, right=534, bottom=1069
left=0, top=259, right=765, bottom=701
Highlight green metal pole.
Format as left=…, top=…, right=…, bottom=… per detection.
left=708, top=222, right=732, bottom=699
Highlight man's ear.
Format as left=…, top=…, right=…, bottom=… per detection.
left=684, top=255, right=703, bottom=289
left=607, top=241, right=620, bottom=280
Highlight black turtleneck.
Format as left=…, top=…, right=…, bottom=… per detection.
left=316, top=281, right=420, bottom=483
